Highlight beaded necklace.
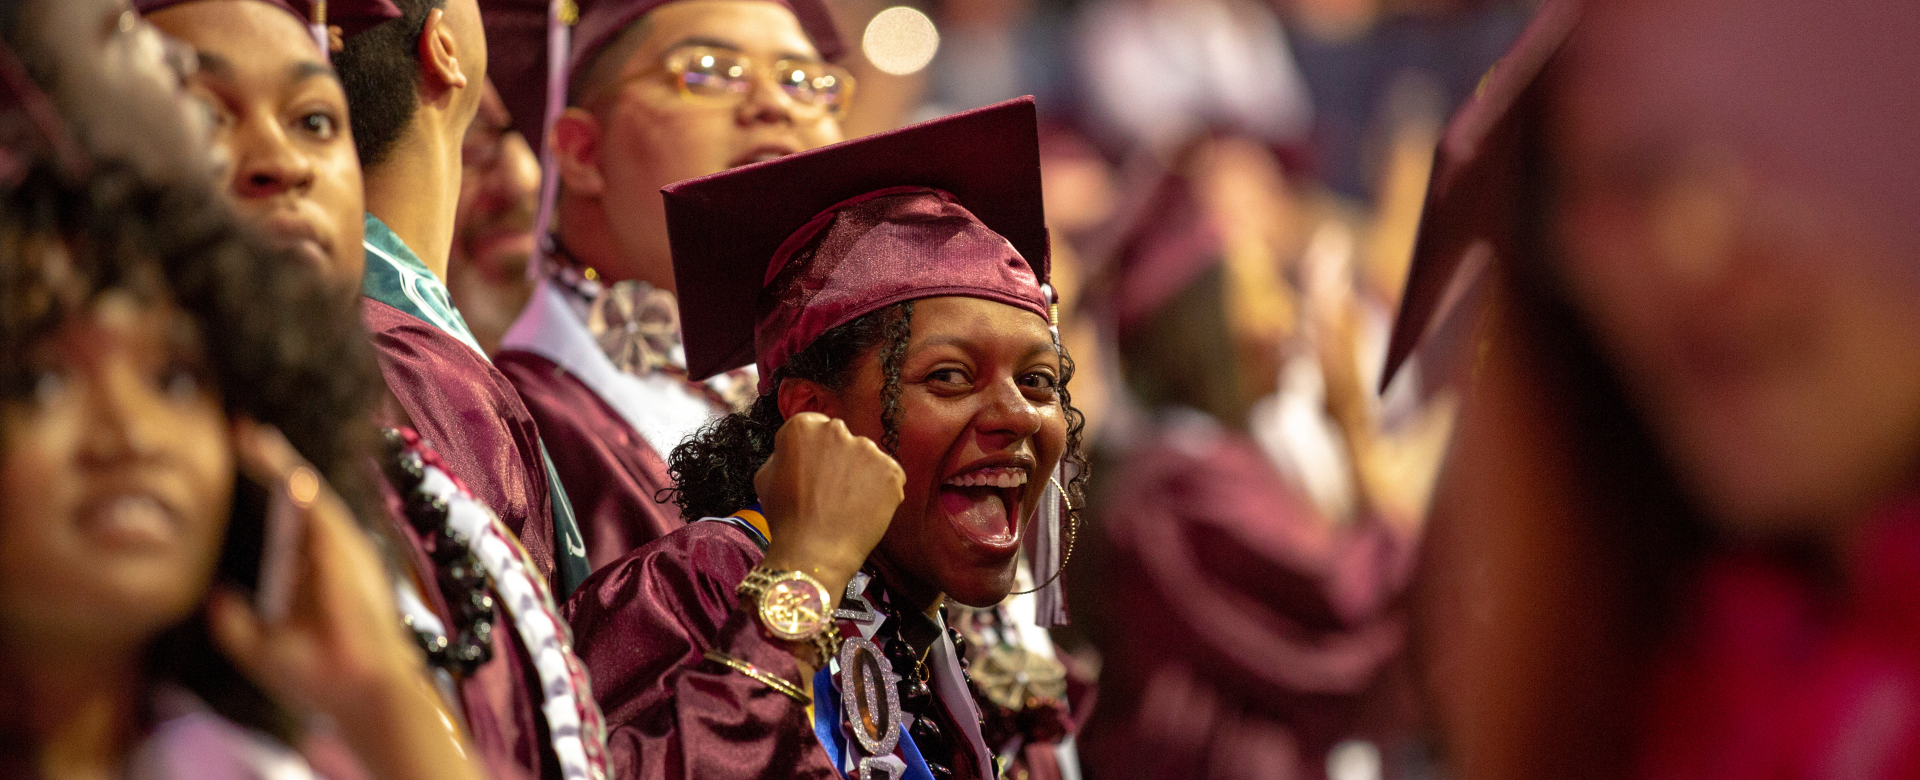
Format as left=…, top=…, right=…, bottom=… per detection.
left=381, top=428, right=612, bottom=780
left=861, top=574, right=987, bottom=780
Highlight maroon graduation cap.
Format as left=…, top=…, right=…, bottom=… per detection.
left=135, top=0, right=401, bottom=40
left=478, top=0, right=554, bottom=151
left=665, top=96, right=1051, bottom=385
left=1376, top=0, right=1579, bottom=392
left=1088, top=160, right=1223, bottom=339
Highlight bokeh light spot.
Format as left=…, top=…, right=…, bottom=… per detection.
left=863, top=6, right=939, bottom=77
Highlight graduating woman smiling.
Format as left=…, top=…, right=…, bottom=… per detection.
left=562, top=97, right=1088, bottom=780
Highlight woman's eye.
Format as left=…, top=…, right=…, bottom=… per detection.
left=1019, top=372, right=1059, bottom=392
left=927, top=368, right=969, bottom=385
left=32, top=370, right=67, bottom=406
left=190, top=92, right=232, bottom=131
left=297, top=111, right=338, bottom=139
left=160, top=363, right=202, bottom=401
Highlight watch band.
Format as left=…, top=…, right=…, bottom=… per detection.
left=737, top=566, right=843, bottom=664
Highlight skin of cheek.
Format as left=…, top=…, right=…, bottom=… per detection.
left=310, top=145, right=369, bottom=284
left=826, top=304, right=1069, bottom=609
left=0, top=310, right=234, bottom=654
left=154, top=3, right=369, bottom=289
left=36, top=0, right=214, bottom=183
left=1555, top=182, right=1920, bottom=538
left=595, top=98, right=700, bottom=284
left=588, top=1, right=843, bottom=285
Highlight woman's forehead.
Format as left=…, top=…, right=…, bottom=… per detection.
left=906, top=296, right=1054, bottom=353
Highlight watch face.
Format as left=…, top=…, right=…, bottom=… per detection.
left=758, top=573, right=831, bottom=640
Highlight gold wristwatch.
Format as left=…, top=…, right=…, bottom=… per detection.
left=737, top=566, right=841, bottom=664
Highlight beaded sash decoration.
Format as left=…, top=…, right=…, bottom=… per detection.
left=385, top=435, right=499, bottom=675
left=818, top=572, right=994, bottom=780
left=382, top=428, right=611, bottom=780
left=947, top=605, right=1072, bottom=752
left=698, top=513, right=1002, bottom=779
left=549, top=254, right=757, bottom=414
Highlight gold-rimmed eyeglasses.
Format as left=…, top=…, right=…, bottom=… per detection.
left=641, top=45, right=855, bottom=117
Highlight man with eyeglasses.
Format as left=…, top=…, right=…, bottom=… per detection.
left=491, top=0, right=850, bottom=569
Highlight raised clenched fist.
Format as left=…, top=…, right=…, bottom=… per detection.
left=754, top=412, right=905, bottom=599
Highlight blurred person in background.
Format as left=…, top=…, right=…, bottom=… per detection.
left=917, top=0, right=1070, bottom=119
left=0, top=0, right=218, bottom=186
left=144, top=2, right=610, bottom=775
left=1075, top=136, right=1432, bottom=780
left=1278, top=0, right=1523, bottom=204
left=0, top=109, right=485, bottom=777
left=492, top=0, right=849, bottom=567
left=1070, top=0, right=1314, bottom=156
left=1395, top=1, right=1920, bottom=777
left=448, top=80, right=540, bottom=356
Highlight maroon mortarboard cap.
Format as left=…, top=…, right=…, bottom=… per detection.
left=136, top=0, right=401, bottom=39
left=568, top=0, right=844, bottom=89
left=1377, top=0, right=1578, bottom=392
left=1095, top=168, right=1223, bottom=338
left=479, top=0, right=551, bottom=148
left=666, top=96, right=1051, bottom=386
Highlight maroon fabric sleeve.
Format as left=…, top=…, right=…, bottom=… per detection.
left=494, top=350, right=686, bottom=570
left=1079, top=430, right=1417, bottom=779
left=362, top=300, right=561, bottom=591
left=562, top=522, right=842, bottom=780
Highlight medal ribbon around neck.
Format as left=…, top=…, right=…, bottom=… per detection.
left=808, top=573, right=937, bottom=780
left=707, top=511, right=948, bottom=780
left=707, top=506, right=998, bottom=778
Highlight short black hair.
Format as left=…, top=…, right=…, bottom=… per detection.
left=333, top=0, right=446, bottom=169
left=568, top=14, right=650, bottom=108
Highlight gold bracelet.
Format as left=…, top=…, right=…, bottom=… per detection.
left=703, top=649, right=809, bottom=703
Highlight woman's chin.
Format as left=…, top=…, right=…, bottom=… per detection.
left=944, top=570, right=1018, bottom=608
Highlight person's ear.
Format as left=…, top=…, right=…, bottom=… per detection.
left=416, top=9, right=469, bottom=96
left=776, top=378, right=844, bottom=421
left=552, top=107, right=605, bottom=196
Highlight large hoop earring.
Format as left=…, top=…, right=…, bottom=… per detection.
left=1009, top=475, right=1077, bottom=596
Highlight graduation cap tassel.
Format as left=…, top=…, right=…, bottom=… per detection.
left=1016, top=282, right=1072, bottom=628
left=310, top=0, right=329, bottom=61
left=530, top=0, right=573, bottom=280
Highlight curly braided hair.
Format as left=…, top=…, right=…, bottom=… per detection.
left=875, top=300, right=914, bottom=455
left=666, top=300, right=1088, bottom=536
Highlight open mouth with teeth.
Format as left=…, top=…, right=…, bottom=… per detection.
left=79, top=492, right=179, bottom=551
left=937, top=466, right=1029, bottom=551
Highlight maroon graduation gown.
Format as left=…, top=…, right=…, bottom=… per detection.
left=495, top=350, right=684, bottom=571
left=378, top=477, right=557, bottom=780
left=562, top=522, right=985, bottom=780
left=1078, top=422, right=1417, bottom=779
left=363, top=299, right=565, bottom=779
left=363, top=299, right=562, bottom=586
